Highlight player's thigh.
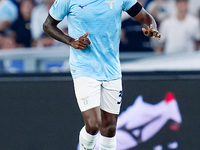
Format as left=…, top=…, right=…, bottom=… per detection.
left=100, top=79, right=122, bottom=115
left=73, top=77, right=101, bottom=112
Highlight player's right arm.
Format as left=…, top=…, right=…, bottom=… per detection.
left=43, top=15, right=90, bottom=50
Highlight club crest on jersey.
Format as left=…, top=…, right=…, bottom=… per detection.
left=81, top=96, right=89, bottom=105
left=53, top=0, right=59, bottom=8
left=105, top=0, right=116, bottom=10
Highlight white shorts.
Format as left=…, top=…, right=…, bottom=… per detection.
left=73, top=77, right=122, bottom=114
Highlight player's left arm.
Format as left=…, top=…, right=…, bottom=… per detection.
left=126, top=2, right=161, bottom=39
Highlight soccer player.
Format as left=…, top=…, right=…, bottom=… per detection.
left=43, top=0, right=161, bottom=149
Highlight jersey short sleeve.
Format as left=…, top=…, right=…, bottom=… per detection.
left=122, top=0, right=137, bottom=11
left=49, top=0, right=70, bottom=21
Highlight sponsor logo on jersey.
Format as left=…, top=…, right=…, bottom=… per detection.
left=78, top=5, right=87, bottom=9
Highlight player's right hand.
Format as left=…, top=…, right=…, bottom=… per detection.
left=70, top=31, right=91, bottom=50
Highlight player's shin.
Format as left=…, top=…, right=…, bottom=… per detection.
left=79, top=126, right=98, bottom=150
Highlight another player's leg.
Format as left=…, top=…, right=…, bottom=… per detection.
left=73, top=77, right=101, bottom=150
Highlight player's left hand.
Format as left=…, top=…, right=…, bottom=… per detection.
left=142, top=28, right=161, bottom=39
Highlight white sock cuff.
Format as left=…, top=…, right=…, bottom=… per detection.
left=80, top=126, right=98, bottom=141
left=100, top=135, right=116, bottom=148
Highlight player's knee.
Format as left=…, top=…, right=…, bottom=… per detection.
left=106, top=124, right=116, bottom=137
left=86, top=118, right=101, bottom=135
left=101, top=119, right=117, bottom=137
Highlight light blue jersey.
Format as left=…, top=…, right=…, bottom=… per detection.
left=0, top=0, right=18, bottom=23
left=49, top=0, right=137, bottom=81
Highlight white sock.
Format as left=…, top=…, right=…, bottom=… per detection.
left=99, top=135, right=116, bottom=150
left=79, top=126, right=98, bottom=150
